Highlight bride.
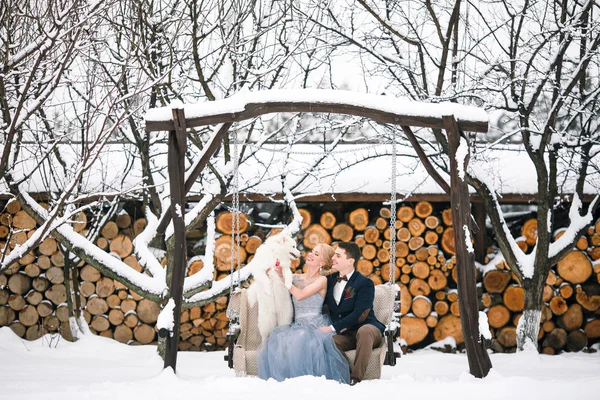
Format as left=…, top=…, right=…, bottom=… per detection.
left=257, top=243, right=350, bottom=384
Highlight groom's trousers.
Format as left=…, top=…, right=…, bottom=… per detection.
left=333, top=324, right=383, bottom=381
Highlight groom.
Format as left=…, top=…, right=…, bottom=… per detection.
left=318, top=242, right=385, bottom=385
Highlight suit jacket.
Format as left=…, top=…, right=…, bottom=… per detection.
left=326, top=270, right=385, bottom=334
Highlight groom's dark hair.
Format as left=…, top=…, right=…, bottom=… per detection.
left=338, top=242, right=361, bottom=267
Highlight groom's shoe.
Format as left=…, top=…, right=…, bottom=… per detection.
left=349, top=377, right=361, bottom=386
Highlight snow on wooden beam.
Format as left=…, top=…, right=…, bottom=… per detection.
left=144, top=89, right=489, bottom=133
left=2, top=192, right=597, bottom=204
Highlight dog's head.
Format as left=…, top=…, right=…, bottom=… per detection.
left=265, top=233, right=301, bottom=261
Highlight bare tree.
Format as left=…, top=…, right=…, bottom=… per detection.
left=0, top=0, right=356, bottom=335
left=464, top=0, right=600, bottom=350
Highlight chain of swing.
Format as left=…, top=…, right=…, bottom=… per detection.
left=230, top=130, right=241, bottom=288
left=226, top=130, right=242, bottom=359
left=387, top=125, right=401, bottom=364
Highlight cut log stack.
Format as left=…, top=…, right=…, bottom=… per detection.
left=0, top=200, right=78, bottom=341
left=0, top=202, right=235, bottom=351
left=290, top=202, right=463, bottom=348
left=479, top=219, right=600, bottom=353
left=2, top=200, right=600, bottom=354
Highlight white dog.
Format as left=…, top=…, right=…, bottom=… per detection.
left=247, top=232, right=300, bottom=342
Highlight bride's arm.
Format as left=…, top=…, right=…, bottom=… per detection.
left=289, top=276, right=327, bottom=301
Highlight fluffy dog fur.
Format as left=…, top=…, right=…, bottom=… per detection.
left=247, top=233, right=300, bottom=342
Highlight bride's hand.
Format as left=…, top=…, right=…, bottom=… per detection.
left=318, top=326, right=334, bottom=334
left=274, top=264, right=284, bottom=280
left=266, top=265, right=284, bottom=281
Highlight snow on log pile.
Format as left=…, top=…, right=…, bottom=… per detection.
left=1, top=199, right=599, bottom=353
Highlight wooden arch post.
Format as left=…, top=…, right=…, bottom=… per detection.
left=144, top=90, right=492, bottom=377
left=444, top=116, right=493, bottom=378
left=164, top=108, right=187, bottom=372
left=161, top=116, right=233, bottom=372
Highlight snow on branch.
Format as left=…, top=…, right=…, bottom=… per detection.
left=0, top=203, right=89, bottom=271
left=183, top=192, right=302, bottom=306
left=183, top=262, right=253, bottom=306
left=165, top=194, right=215, bottom=240
left=157, top=299, right=175, bottom=334
left=470, top=165, right=534, bottom=278
left=18, top=189, right=166, bottom=298
left=183, top=212, right=216, bottom=293
left=132, top=208, right=166, bottom=281
left=281, top=187, right=303, bottom=237
left=549, top=193, right=599, bottom=258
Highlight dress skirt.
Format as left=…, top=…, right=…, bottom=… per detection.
left=257, top=313, right=350, bottom=384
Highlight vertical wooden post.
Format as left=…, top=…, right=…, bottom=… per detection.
left=443, top=115, right=492, bottom=378
left=472, top=202, right=487, bottom=264
left=164, top=108, right=188, bottom=372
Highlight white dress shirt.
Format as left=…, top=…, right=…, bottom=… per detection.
left=333, top=270, right=354, bottom=305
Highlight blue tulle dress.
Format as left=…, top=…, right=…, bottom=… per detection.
left=257, top=276, right=350, bottom=384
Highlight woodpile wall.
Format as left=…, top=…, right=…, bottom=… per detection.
left=1, top=199, right=599, bottom=353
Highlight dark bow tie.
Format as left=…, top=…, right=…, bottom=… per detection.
left=336, top=275, right=348, bottom=283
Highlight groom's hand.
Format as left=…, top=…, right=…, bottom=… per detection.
left=318, top=326, right=334, bottom=333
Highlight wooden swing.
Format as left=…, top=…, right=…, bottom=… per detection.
left=145, top=89, right=491, bottom=377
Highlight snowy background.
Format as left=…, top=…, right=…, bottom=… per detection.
left=1, top=327, right=598, bottom=400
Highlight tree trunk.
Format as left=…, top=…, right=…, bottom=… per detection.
left=62, top=250, right=83, bottom=341
left=517, top=275, right=545, bottom=351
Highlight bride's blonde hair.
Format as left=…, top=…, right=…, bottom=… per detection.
left=317, top=243, right=335, bottom=275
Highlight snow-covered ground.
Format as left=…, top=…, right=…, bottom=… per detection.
left=1, top=327, right=598, bottom=400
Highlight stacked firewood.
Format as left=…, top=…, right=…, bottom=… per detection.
left=0, top=201, right=229, bottom=350
left=0, top=200, right=76, bottom=341
left=482, top=219, right=600, bottom=353
left=1, top=199, right=599, bottom=353
left=274, top=202, right=463, bottom=347
left=208, top=203, right=600, bottom=352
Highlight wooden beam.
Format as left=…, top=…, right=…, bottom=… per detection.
left=444, top=114, right=492, bottom=378
left=145, top=93, right=488, bottom=133
left=472, top=202, right=487, bottom=264
left=163, top=107, right=188, bottom=373
left=4, top=191, right=596, bottom=205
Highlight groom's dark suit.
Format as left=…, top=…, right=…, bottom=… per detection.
left=325, top=271, right=384, bottom=334
left=325, top=270, right=384, bottom=382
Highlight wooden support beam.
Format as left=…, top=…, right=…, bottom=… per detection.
left=444, top=114, right=492, bottom=378
left=145, top=91, right=488, bottom=133
left=472, top=202, right=487, bottom=264
left=5, top=192, right=596, bottom=205
left=156, top=123, right=232, bottom=235
left=163, top=108, right=188, bottom=372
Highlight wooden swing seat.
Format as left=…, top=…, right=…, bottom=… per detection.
left=226, top=283, right=395, bottom=380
